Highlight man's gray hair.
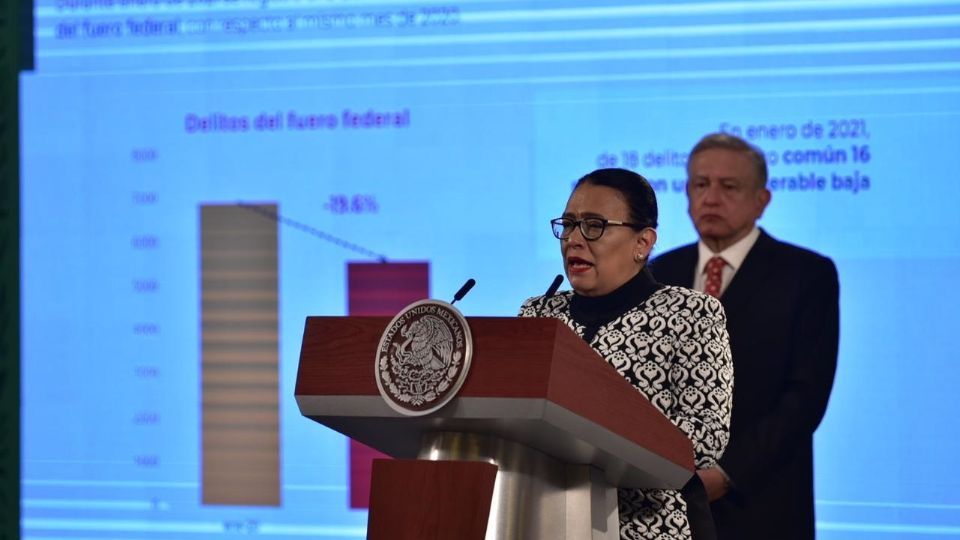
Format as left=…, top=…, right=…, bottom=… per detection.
left=689, top=132, right=768, bottom=189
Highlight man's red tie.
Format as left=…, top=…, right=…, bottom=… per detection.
left=705, top=256, right=726, bottom=298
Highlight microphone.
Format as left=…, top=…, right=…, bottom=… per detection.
left=450, top=278, right=476, bottom=306
left=538, top=274, right=564, bottom=316
left=544, top=274, right=564, bottom=298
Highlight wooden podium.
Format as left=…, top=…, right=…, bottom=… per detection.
left=295, top=316, right=694, bottom=540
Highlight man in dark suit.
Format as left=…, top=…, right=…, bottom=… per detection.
left=650, top=133, right=839, bottom=540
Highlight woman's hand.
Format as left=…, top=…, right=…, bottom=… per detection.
left=696, top=467, right=731, bottom=502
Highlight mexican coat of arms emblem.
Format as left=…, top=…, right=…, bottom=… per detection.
left=375, top=299, right=473, bottom=416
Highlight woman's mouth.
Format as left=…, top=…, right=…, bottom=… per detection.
left=567, top=257, right=593, bottom=274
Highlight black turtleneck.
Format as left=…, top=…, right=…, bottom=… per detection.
left=569, top=266, right=663, bottom=343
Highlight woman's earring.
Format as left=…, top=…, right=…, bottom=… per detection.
left=634, top=252, right=646, bottom=264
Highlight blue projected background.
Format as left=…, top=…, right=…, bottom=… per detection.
left=20, top=0, right=960, bottom=538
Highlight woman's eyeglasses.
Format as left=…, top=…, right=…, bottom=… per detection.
left=550, top=217, right=641, bottom=240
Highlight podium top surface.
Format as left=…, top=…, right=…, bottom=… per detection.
left=295, top=315, right=695, bottom=489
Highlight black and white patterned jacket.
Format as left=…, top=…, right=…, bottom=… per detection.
left=519, top=280, right=733, bottom=540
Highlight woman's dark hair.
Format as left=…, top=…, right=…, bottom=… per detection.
left=574, top=168, right=658, bottom=228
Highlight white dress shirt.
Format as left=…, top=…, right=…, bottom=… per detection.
left=693, top=226, right=761, bottom=296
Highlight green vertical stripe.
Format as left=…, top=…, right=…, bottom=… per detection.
left=0, top=0, right=23, bottom=536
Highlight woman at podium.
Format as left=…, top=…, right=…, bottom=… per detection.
left=519, top=168, right=733, bottom=540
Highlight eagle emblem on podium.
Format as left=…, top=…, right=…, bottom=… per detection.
left=375, top=300, right=473, bottom=416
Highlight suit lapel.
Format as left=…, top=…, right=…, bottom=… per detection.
left=720, top=230, right=777, bottom=311
left=656, top=244, right=698, bottom=288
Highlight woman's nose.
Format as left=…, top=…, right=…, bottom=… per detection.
left=565, top=225, right=588, bottom=244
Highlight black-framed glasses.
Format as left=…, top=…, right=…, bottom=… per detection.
left=550, top=217, right=641, bottom=240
